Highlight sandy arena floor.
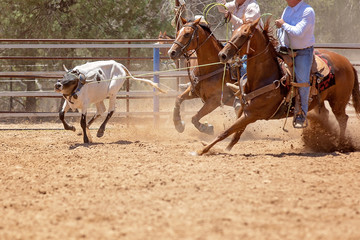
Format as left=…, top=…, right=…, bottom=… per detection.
left=1, top=111, right=360, bottom=240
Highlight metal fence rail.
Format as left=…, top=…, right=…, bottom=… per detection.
left=1, top=39, right=360, bottom=121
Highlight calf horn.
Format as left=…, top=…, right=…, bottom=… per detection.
left=63, top=64, right=69, bottom=72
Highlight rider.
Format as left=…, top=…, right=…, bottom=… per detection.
left=216, top=0, right=261, bottom=32
left=216, top=0, right=262, bottom=110
left=275, top=0, right=315, bottom=128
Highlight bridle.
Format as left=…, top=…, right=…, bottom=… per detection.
left=173, top=23, right=199, bottom=59
left=173, top=22, right=225, bottom=95
left=173, top=22, right=216, bottom=60
left=227, top=27, right=270, bottom=62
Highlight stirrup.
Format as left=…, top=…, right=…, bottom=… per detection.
left=292, top=114, right=308, bottom=129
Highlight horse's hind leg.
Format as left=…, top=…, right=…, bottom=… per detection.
left=329, top=100, right=353, bottom=151
left=173, top=86, right=197, bottom=133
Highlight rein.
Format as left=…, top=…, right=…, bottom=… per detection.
left=173, top=24, right=199, bottom=59
left=228, top=30, right=271, bottom=64
left=227, top=28, right=285, bottom=107
left=175, top=22, right=227, bottom=94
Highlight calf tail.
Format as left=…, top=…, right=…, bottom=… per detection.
left=122, top=65, right=167, bottom=93
left=351, top=67, right=360, bottom=117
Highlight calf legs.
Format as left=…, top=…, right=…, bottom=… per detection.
left=59, top=101, right=76, bottom=132
left=87, top=102, right=106, bottom=127
left=97, top=111, right=114, bottom=137
left=80, top=114, right=92, bottom=143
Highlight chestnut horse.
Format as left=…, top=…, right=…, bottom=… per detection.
left=168, top=17, right=236, bottom=135
left=157, top=31, right=175, bottom=57
left=198, top=18, right=360, bottom=155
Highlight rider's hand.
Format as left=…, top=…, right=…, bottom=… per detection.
left=224, top=10, right=232, bottom=22
left=275, top=19, right=285, bottom=28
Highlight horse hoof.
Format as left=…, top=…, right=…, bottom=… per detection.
left=65, top=126, right=76, bottom=132
left=174, top=121, right=185, bottom=133
left=97, top=129, right=105, bottom=138
left=189, top=151, right=199, bottom=156
left=200, top=124, right=214, bottom=135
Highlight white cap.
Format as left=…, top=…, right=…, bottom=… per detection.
left=194, top=15, right=206, bottom=23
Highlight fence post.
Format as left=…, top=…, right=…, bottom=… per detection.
left=153, top=47, right=160, bottom=127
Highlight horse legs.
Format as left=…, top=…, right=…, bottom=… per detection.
left=226, top=131, right=244, bottom=151
left=329, top=100, right=351, bottom=150
left=173, top=86, right=197, bottom=133
left=197, top=115, right=255, bottom=155
left=191, top=97, right=222, bottom=135
left=223, top=106, right=245, bottom=151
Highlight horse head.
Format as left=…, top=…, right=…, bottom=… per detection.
left=168, top=17, right=203, bottom=60
left=156, top=31, right=174, bottom=56
left=219, top=18, right=262, bottom=63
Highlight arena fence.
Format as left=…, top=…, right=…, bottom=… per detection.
left=0, top=39, right=359, bottom=124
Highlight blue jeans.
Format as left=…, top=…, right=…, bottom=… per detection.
left=294, top=46, right=314, bottom=116
left=241, top=55, right=247, bottom=77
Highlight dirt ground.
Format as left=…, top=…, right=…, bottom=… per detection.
left=1, top=110, right=360, bottom=240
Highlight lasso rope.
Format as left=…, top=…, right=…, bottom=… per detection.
left=80, top=61, right=224, bottom=92
left=203, top=2, right=229, bottom=106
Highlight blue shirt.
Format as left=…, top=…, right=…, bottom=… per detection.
left=279, top=0, right=315, bottom=50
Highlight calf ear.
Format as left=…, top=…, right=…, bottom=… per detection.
left=63, top=64, right=69, bottom=72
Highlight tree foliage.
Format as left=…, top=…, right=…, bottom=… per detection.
left=0, top=0, right=174, bottom=39
left=0, top=0, right=359, bottom=42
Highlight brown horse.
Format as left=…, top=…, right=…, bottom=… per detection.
left=157, top=31, right=175, bottom=57
left=197, top=18, right=360, bottom=155
left=168, top=17, right=236, bottom=135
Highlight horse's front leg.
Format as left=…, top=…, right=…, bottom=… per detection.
left=173, top=85, right=197, bottom=133
left=59, top=101, right=76, bottom=132
left=225, top=105, right=245, bottom=150
left=191, top=96, right=222, bottom=135
left=198, top=115, right=256, bottom=155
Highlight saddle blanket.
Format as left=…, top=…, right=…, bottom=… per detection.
left=314, top=51, right=335, bottom=92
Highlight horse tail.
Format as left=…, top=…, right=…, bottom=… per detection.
left=351, top=66, right=360, bottom=117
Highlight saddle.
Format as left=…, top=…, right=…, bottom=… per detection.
left=226, top=50, right=334, bottom=120
left=278, top=51, right=330, bottom=87
left=279, top=49, right=330, bottom=94
left=269, top=50, right=332, bottom=119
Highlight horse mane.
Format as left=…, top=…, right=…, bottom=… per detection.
left=197, top=22, right=224, bottom=49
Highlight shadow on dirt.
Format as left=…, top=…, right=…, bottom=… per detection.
left=69, top=142, right=104, bottom=150
left=110, top=140, right=133, bottom=145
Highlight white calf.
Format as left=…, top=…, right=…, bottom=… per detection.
left=55, top=60, right=165, bottom=143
